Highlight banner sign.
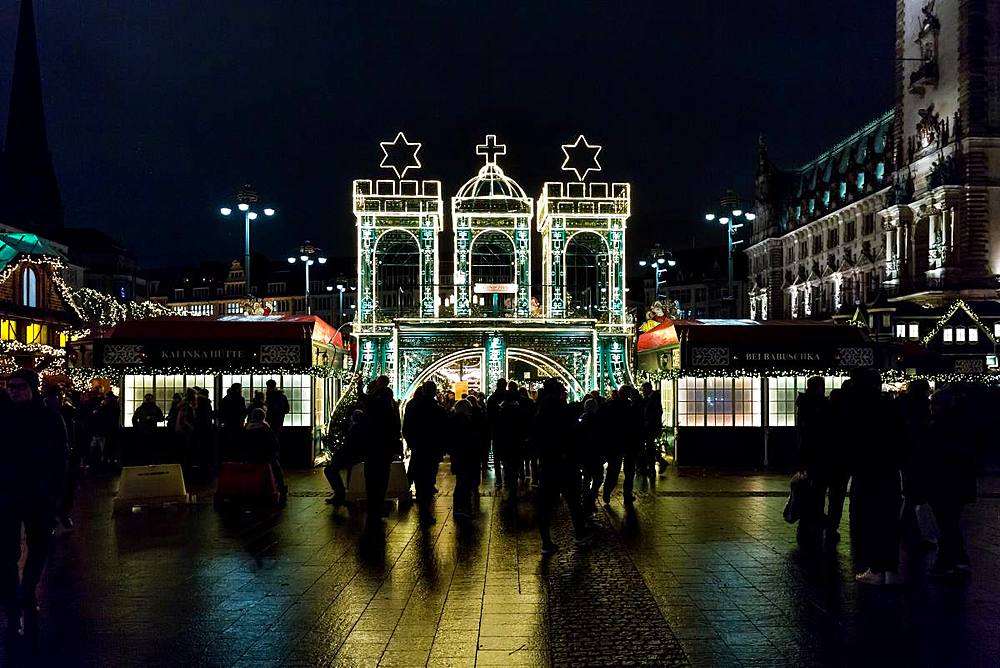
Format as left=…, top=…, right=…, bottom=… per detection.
left=97, top=340, right=309, bottom=369
left=473, top=282, right=517, bottom=294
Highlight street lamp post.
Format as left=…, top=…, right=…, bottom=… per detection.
left=705, top=191, right=755, bottom=300
left=219, top=184, right=276, bottom=297
left=325, top=283, right=347, bottom=326
left=287, top=241, right=327, bottom=315
left=638, top=245, right=677, bottom=303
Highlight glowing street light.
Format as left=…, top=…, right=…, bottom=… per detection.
left=287, top=241, right=327, bottom=315
left=704, top=189, right=753, bottom=301
left=219, top=184, right=276, bottom=296
left=638, top=245, right=677, bottom=302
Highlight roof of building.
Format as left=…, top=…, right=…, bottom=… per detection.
left=761, top=111, right=894, bottom=234
left=453, top=164, right=532, bottom=214
left=107, top=314, right=348, bottom=349
left=0, top=230, right=68, bottom=271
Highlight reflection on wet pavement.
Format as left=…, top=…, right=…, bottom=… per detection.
left=1, top=467, right=997, bottom=667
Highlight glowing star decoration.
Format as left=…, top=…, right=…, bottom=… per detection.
left=476, top=134, right=506, bottom=165
left=379, top=132, right=422, bottom=179
left=561, top=134, right=602, bottom=181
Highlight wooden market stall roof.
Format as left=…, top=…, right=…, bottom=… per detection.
left=107, top=315, right=348, bottom=349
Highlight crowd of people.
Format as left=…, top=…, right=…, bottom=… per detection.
left=325, top=374, right=666, bottom=553
left=795, top=368, right=978, bottom=585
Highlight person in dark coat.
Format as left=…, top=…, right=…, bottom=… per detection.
left=448, top=400, right=480, bottom=520
left=486, top=378, right=507, bottom=487
left=325, top=409, right=368, bottom=507
left=363, top=379, right=402, bottom=530
left=578, top=397, right=605, bottom=512
left=242, top=408, right=287, bottom=504
left=264, top=380, right=289, bottom=433
left=641, top=382, right=666, bottom=477
left=795, top=376, right=832, bottom=541
left=494, top=391, right=527, bottom=501
left=194, top=387, right=215, bottom=473
left=131, top=393, right=165, bottom=466
left=897, top=379, right=932, bottom=546
left=603, top=385, right=642, bottom=507
left=403, top=382, right=447, bottom=523
left=0, top=368, right=68, bottom=638
left=849, top=369, right=905, bottom=585
left=927, top=388, right=976, bottom=577
left=533, top=379, right=591, bottom=554
left=219, top=383, right=247, bottom=461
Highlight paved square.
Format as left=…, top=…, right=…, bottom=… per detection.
left=2, top=468, right=998, bottom=667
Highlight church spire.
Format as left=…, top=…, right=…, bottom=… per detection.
left=3, top=0, right=63, bottom=229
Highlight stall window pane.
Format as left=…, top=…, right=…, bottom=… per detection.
left=123, top=375, right=155, bottom=427
left=677, top=378, right=704, bottom=427
left=660, top=379, right=674, bottom=428
left=968, top=328, right=979, bottom=343
left=281, top=374, right=312, bottom=427
left=943, top=328, right=953, bottom=343
left=221, top=375, right=252, bottom=402
left=955, top=328, right=966, bottom=343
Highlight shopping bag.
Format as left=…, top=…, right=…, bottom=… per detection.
left=783, top=472, right=808, bottom=524
left=914, top=503, right=940, bottom=543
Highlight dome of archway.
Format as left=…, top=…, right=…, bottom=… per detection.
left=453, top=163, right=532, bottom=214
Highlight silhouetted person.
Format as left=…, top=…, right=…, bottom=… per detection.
left=0, top=369, right=68, bottom=639
left=927, top=388, right=975, bottom=577
left=795, top=376, right=831, bottom=541
left=486, top=378, right=507, bottom=487
left=325, top=409, right=367, bottom=507
left=194, top=387, right=215, bottom=473
left=264, top=380, right=289, bottom=433
left=897, top=379, right=932, bottom=547
left=242, top=408, right=287, bottom=504
left=494, top=390, right=527, bottom=501
left=603, top=385, right=641, bottom=507
left=448, top=400, right=479, bottom=520
left=363, top=378, right=402, bottom=530
left=219, top=383, right=247, bottom=461
left=533, top=379, right=591, bottom=554
left=131, top=393, right=164, bottom=465
left=578, top=397, right=605, bottom=512
left=640, top=381, right=666, bottom=477
left=826, top=383, right=852, bottom=540
left=175, top=389, right=197, bottom=473
left=850, top=369, right=905, bottom=585
left=403, top=382, right=447, bottom=523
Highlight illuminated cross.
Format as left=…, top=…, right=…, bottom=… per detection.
left=476, top=134, right=506, bottom=165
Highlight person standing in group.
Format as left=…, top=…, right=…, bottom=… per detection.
left=448, top=400, right=480, bottom=521
left=640, top=381, right=666, bottom=478
left=403, top=382, right=447, bottom=524
left=795, top=376, right=832, bottom=543
left=467, top=395, right=489, bottom=482
left=175, top=389, right=198, bottom=474
left=897, top=379, right=932, bottom=548
left=131, top=393, right=165, bottom=465
left=264, top=380, right=289, bottom=434
left=494, top=388, right=527, bottom=501
left=0, top=368, right=68, bottom=640
left=243, top=408, right=287, bottom=505
left=486, top=378, right=507, bottom=488
left=603, top=385, right=641, bottom=507
left=193, top=387, right=215, bottom=474
left=219, top=383, right=247, bottom=462
left=826, top=382, right=852, bottom=542
left=52, top=387, right=81, bottom=531
left=926, top=388, right=976, bottom=577
left=325, top=409, right=368, bottom=507
left=533, top=379, right=591, bottom=554
left=578, top=396, right=605, bottom=513
left=849, top=369, right=905, bottom=585
left=362, top=377, right=402, bottom=531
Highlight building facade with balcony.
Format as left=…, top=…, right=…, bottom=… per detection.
left=746, top=0, right=1000, bottom=321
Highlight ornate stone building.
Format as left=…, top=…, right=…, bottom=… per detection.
left=747, top=0, right=1000, bottom=321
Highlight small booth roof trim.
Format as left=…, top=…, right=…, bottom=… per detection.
left=105, top=315, right=348, bottom=349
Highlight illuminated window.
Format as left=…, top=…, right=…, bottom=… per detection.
left=123, top=375, right=155, bottom=427
left=955, top=328, right=966, bottom=343
left=908, top=323, right=919, bottom=339
left=0, top=319, right=16, bottom=341
left=768, top=376, right=846, bottom=427
left=58, top=331, right=68, bottom=347
left=895, top=323, right=907, bottom=338
left=994, top=323, right=1000, bottom=338
left=24, top=323, right=46, bottom=344
left=21, top=267, right=38, bottom=307
left=677, top=377, right=761, bottom=427
left=943, top=327, right=953, bottom=343
left=968, top=328, right=979, bottom=343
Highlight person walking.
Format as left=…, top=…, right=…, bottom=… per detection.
left=0, top=369, right=68, bottom=639
left=325, top=409, right=368, bottom=507
left=603, top=385, right=641, bottom=507
left=849, top=369, right=905, bottom=585
left=795, top=376, right=832, bottom=542
left=494, top=389, right=527, bottom=501
left=897, top=379, right=932, bottom=549
left=403, top=382, right=447, bottom=523
left=264, top=380, right=289, bottom=434
left=578, top=397, right=605, bottom=513
left=53, top=387, right=81, bottom=530
left=640, top=381, right=666, bottom=478
left=926, top=388, right=976, bottom=577
left=243, top=408, right=287, bottom=505
left=533, top=379, right=591, bottom=554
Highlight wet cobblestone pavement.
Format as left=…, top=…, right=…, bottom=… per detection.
left=2, top=467, right=999, bottom=667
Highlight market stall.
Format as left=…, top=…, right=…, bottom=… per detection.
left=85, top=315, right=350, bottom=467
left=639, top=319, right=874, bottom=468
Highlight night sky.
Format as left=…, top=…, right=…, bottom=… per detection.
left=0, top=1, right=895, bottom=268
